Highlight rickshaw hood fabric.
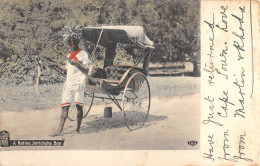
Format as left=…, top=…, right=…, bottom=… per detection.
left=82, top=26, right=154, bottom=49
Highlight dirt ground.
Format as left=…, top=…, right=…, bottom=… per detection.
left=0, top=93, right=200, bottom=150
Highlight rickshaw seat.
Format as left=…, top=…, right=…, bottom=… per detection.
left=105, top=65, right=145, bottom=79
left=105, top=66, right=129, bottom=81
left=100, top=68, right=140, bottom=95
left=86, top=65, right=144, bottom=95
left=87, top=65, right=130, bottom=86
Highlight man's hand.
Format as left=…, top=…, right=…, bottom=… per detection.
left=70, top=59, right=79, bottom=66
left=70, top=59, right=89, bottom=73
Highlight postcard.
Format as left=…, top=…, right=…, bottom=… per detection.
left=0, top=0, right=259, bottom=165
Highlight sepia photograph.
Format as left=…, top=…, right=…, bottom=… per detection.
left=0, top=0, right=200, bottom=151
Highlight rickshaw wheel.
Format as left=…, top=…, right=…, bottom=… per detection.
left=122, top=72, right=151, bottom=131
left=68, top=92, right=94, bottom=121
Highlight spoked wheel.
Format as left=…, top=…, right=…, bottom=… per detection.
left=68, top=92, right=94, bottom=121
left=122, top=72, right=151, bottom=131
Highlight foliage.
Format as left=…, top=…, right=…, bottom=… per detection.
left=0, top=0, right=200, bottom=85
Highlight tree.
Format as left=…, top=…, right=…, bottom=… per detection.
left=0, top=0, right=200, bottom=85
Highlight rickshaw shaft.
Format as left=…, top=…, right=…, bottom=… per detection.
left=108, top=94, right=123, bottom=111
left=92, top=95, right=122, bottom=101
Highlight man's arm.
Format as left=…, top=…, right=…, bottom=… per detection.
left=71, top=59, right=89, bottom=73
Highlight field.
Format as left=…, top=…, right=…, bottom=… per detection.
left=0, top=76, right=200, bottom=150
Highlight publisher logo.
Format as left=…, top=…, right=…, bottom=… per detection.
left=0, top=130, right=10, bottom=147
left=188, top=140, right=198, bottom=146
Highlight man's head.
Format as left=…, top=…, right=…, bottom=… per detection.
left=67, top=35, right=80, bottom=48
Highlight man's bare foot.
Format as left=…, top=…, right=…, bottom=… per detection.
left=49, top=130, right=62, bottom=137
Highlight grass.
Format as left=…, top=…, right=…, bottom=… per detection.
left=0, top=84, right=63, bottom=111
left=0, top=76, right=200, bottom=112
left=148, top=76, right=200, bottom=97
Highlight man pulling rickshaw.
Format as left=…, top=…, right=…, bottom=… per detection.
left=50, top=34, right=92, bottom=137
left=49, top=26, right=154, bottom=136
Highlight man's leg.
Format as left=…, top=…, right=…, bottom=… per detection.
left=50, top=84, right=73, bottom=137
left=74, top=84, right=85, bottom=134
left=50, top=105, right=70, bottom=137
left=75, top=103, right=83, bottom=133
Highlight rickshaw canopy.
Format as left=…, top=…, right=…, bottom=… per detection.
left=82, top=26, right=154, bottom=49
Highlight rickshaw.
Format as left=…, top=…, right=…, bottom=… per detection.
left=68, top=26, right=154, bottom=131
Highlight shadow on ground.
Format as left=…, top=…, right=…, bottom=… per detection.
left=62, top=112, right=167, bottom=135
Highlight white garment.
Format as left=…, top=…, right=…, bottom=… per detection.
left=61, top=50, right=92, bottom=105
left=65, top=50, right=92, bottom=85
